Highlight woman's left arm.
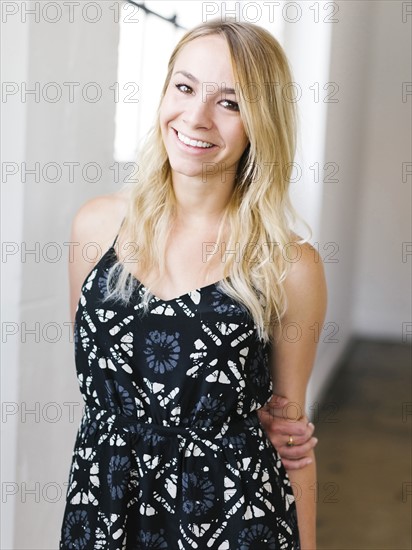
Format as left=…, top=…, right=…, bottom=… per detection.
left=270, top=241, right=328, bottom=550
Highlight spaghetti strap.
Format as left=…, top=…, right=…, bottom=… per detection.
left=112, top=216, right=126, bottom=247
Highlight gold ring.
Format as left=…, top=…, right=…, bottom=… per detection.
left=286, top=435, right=294, bottom=447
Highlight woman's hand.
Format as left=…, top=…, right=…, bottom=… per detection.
left=257, top=393, right=318, bottom=470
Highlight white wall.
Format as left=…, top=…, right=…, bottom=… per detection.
left=308, top=0, right=411, bottom=406
left=351, top=1, right=412, bottom=340
left=1, top=10, right=29, bottom=550
left=2, top=2, right=120, bottom=547
left=308, top=0, right=380, bottom=404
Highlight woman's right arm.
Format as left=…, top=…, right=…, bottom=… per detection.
left=68, top=196, right=120, bottom=328
left=69, top=203, right=93, bottom=327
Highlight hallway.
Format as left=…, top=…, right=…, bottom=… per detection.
left=316, top=339, right=411, bottom=549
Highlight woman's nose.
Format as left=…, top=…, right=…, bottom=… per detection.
left=182, top=96, right=213, bottom=128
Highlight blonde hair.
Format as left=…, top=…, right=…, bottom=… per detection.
left=104, top=18, right=311, bottom=344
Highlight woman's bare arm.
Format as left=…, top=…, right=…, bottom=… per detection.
left=269, top=241, right=328, bottom=549
left=68, top=194, right=125, bottom=328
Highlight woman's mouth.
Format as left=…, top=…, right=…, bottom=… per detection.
left=173, top=128, right=216, bottom=149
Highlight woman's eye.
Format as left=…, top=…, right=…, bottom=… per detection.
left=175, top=83, right=192, bottom=94
left=220, top=99, right=240, bottom=112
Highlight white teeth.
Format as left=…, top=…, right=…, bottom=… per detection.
left=177, top=131, right=214, bottom=148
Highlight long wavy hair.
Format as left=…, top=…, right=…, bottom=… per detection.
left=103, top=18, right=311, bottom=344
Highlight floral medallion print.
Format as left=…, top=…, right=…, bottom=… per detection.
left=187, top=395, right=227, bottom=428
left=248, top=345, right=271, bottom=388
left=143, top=330, right=181, bottom=374
left=107, top=454, right=131, bottom=500
left=59, top=233, right=300, bottom=549
left=104, top=379, right=134, bottom=416
left=210, top=287, right=248, bottom=317
left=62, top=509, right=91, bottom=549
left=182, top=472, right=216, bottom=516
left=97, top=270, right=109, bottom=298
left=237, top=522, right=278, bottom=549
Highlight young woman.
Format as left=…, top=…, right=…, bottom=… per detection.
left=60, top=19, right=327, bottom=550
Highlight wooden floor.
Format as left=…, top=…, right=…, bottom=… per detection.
left=315, top=338, right=412, bottom=550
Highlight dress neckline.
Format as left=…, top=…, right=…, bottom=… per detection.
left=110, top=245, right=229, bottom=304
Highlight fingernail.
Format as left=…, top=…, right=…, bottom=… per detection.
left=306, top=459, right=313, bottom=465
left=313, top=437, right=318, bottom=444
left=308, top=422, right=314, bottom=428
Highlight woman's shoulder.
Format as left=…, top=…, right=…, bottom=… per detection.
left=288, top=231, right=320, bottom=261
left=74, top=189, right=129, bottom=219
left=70, top=190, right=129, bottom=250
left=283, top=231, right=327, bottom=316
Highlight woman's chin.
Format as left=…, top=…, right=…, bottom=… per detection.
left=169, top=161, right=207, bottom=180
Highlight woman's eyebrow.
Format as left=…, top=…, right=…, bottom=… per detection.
left=173, top=70, right=198, bottom=83
left=173, top=70, right=237, bottom=95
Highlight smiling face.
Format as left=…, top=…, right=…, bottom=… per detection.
left=159, top=34, right=249, bottom=183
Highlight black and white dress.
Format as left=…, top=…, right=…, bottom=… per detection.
left=59, top=223, right=300, bottom=549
